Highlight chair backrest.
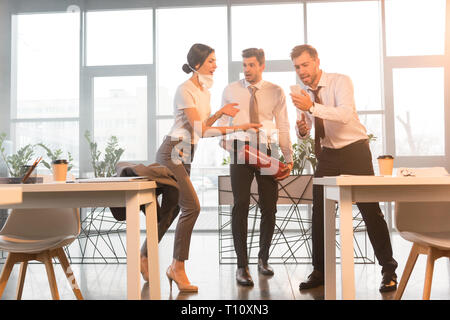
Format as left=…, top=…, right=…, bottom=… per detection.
left=395, top=202, right=450, bottom=234
left=0, top=208, right=80, bottom=239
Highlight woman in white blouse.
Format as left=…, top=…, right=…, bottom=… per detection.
left=152, top=43, right=260, bottom=292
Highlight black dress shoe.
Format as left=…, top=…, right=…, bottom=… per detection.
left=379, top=272, right=397, bottom=293
left=236, top=267, right=254, bottom=286
left=257, top=259, right=274, bottom=276
left=299, top=270, right=324, bottom=290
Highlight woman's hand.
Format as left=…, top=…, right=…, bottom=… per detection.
left=219, top=103, right=240, bottom=118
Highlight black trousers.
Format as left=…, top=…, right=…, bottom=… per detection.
left=230, top=141, right=279, bottom=267
left=312, top=139, right=398, bottom=274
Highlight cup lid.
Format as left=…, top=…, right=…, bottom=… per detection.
left=52, top=159, right=68, bottom=164
left=377, top=155, right=394, bottom=159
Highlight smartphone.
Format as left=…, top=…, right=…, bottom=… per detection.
left=290, top=84, right=302, bottom=95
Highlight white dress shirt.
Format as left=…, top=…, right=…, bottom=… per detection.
left=297, top=72, right=368, bottom=149
left=219, top=79, right=293, bottom=163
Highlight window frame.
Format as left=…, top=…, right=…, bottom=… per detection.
left=381, top=0, right=450, bottom=167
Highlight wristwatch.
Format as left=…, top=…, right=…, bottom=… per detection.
left=308, top=104, right=315, bottom=114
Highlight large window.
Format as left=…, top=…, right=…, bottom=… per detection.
left=93, top=76, right=148, bottom=160
left=384, top=0, right=448, bottom=165
left=86, top=9, right=153, bottom=66
left=307, top=1, right=383, bottom=111
left=84, top=9, right=153, bottom=167
left=231, top=3, right=304, bottom=61
left=307, top=0, right=383, bottom=157
left=12, top=11, right=80, bottom=171
left=385, top=0, right=446, bottom=56
left=392, top=67, right=445, bottom=156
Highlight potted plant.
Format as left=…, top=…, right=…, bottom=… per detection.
left=279, top=136, right=316, bottom=175
left=0, top=133, right=35, bottom=178
left=84, top=131, right=124, bottom=178
left=73, top=131, right=127, bottom=263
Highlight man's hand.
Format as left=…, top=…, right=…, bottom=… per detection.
left=296, top=112, right=310, bottom=137
left=276, top=162, right=293, bottom=181
left=290, top=89, right=313, bottom=112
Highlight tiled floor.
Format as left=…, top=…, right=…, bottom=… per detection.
left=0, top=231, right=449, bottom=300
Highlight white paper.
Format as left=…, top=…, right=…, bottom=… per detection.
left=396, top=167, right=448, bottom=177
left=73, top=176, right=148, bottom=183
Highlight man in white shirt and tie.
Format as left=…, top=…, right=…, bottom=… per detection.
left=290, top=44, right=398, bottom=293
left=219, top=48, right=293, bottom=286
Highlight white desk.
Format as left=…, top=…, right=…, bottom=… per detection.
left=314, top=175, right=450, bottom=300
left=0, top=181, right=158, bottom=300
left=0, top=186, right=22, bottom=205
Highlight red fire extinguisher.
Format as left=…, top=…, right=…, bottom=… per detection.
left=237, top=144, right=287, bottom=178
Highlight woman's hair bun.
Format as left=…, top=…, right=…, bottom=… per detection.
left=182, top=63, right=192, bottom=74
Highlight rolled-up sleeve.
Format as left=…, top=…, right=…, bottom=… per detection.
left=312, top=74, right=356, bottom=124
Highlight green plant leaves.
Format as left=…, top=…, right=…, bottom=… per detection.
left=0, top=132, right=74, bottom=177
left=84, top=131, right=124, bottom=178
left=279, top=136, right=317, bottom=176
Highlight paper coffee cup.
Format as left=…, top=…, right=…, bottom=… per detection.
left=52, top=159, right=68, bottom=182
left=377, top=155, right=394, bottom=176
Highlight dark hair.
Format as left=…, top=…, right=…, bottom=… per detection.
left=182, top=43, right=215, bottom=74
left=241, top=48, right=265, bottom=65
left=290, top=44, right=318, bottom=60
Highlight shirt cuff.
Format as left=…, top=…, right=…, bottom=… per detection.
left=311, top=102, right=324, bottom=117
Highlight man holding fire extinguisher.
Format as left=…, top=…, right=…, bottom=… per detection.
left=218, top=48, right=293, bottom=287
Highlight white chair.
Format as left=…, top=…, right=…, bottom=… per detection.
left=0, top=208, right=83, bottom=300
left=394, top=201, right=450, bottom=299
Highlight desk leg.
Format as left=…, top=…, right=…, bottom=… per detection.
left=324, top=193, right=336, bottom=300
left=126, top=191, right=141, bottom=300
left=339, top=187, right=355, bottom=300
left=145, top=193, right=161, bottom=300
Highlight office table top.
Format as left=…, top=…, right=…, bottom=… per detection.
left=0, top=186, right=22, bottom=205
left=314, top=175, right=450, bottom=186
left=0, top=180, right=157, bottom=192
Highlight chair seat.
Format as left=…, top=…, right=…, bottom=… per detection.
left=0, top=235, right=76, bottom=253
left=399, top=231, right=450, bottom=250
